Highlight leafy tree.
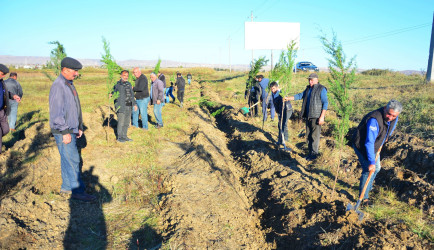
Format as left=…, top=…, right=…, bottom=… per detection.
left=320, top=31, right=356, bottom=197
left=101, top=36, right=123, bottom=143
left=245, top=56, right=268, bottom=91
left=44, top=41, right=67, bottom=81
left=270, top=41, right=298, bottom=97
left=153, top=59, right=161, bottom=74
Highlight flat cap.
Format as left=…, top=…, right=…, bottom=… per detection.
left=61, top=57, right=82, bottom=70
left=307, top=73, right=318, bottom=79
left=0, top=64, right=9, bottom=74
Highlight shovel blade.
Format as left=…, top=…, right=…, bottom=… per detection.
left=346, top=203, right=366, bottom=221
left=357, top=210, right=365, bottom=221
left=346, top=203, right=355, bottom=211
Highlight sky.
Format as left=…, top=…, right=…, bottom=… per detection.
left=1, top=0, right=433, bottom=71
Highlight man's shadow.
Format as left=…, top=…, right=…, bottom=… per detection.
left=64, top=132, right=112, bottom=249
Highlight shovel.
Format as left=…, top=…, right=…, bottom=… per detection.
left=346, top=170, right=374, bottom=220
left=346, top=146, right=382, bottom=220
left=240, top=102, right=260, bottom=115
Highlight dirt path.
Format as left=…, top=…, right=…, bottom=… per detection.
left=157, top=105, right=270, bottom=248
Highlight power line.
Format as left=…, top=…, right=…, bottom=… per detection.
left=300, top=22, right=431, bottom=51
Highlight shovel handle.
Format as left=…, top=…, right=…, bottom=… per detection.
left=358, top=170, right=374, bottom=202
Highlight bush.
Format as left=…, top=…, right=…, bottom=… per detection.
left=361, top=69, right=394, bottom=76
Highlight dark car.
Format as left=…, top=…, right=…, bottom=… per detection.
left=295, top=61, right=319, bottom=72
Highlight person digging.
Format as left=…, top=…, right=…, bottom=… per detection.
left=352, top=99, right=402, bottom=207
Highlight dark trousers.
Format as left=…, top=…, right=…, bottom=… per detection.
left=306, top=118, right=321, bottom=155
left=0, top=109, right=10, bottom=153
left=278, top=110, right=292, bottom=144
left=249, top=96, right=259, bottom=116
left=177, top=90, right=185, bottom=103
left=117, top=108, right=132, bottom=139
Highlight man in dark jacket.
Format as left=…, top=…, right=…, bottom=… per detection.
left=150, top=72, right=164, bottom=128
left=247, top=78, right=262, bottom=117
left=111, top=70, right=137, bottom=142
left=132, top=67, right=150, bottom=130
left=271, top=81, right=293, bottom=150
left=157, top=71, right=166, bottom=88
left=175, top=72, right=186, bottom=107
left=49, top=57, right=95, bottom=201
left=352, top=100, right=401, bottom=206
left=5, top=72, right=23, bottom=131
left=284, top=73, right=328, bottom=160
left=0, top=64, right=21, bottom=153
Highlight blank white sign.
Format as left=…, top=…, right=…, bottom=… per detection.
left=245, top=22, right=300, bottom=50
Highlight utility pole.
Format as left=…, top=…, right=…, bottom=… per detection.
left=249, top=11, right=256, bottom=64
left=426, top=12, right=434, bottom=84
left=228, top=36, right=232, bottom=72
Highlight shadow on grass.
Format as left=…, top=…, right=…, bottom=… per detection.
left=64, top=166, right=113, bottom=249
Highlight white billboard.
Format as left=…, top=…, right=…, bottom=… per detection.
left=245, top=22, right=300, bottom=50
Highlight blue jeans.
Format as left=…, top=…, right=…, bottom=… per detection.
left=188, top=79, right=191, bottom=85
left=132, top=97, right=150, bottom=129
left=353, top=145, right=381, bottom=200
left=153, top=103, right=163, bottom=126
left=53, top=134, right=85, bottom=194
left=8, top=100, right=18, bottom=129
left=262, top=95, right=275, bottom=121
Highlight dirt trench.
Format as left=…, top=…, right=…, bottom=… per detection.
left=155, top=80, right=432, bottom=249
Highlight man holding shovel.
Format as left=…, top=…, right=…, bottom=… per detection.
left=270, top=81, right=293, bottom=151
left=352, top=99, right=402, bottom=207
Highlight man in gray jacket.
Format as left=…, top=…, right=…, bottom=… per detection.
left=150, top=72, right=164, bottom=128
left=5, top=72, right=23, bottom=131
left=111, top=70, right=137, bottom=142
left=0, top=64, right=21, bottom=154
left=49, top=57, right=95, bottom=201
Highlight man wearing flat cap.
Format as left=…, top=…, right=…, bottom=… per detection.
left=0, top=64, right=21, bottom=154
left=284, top=73, right=328, bottom=161
left=49, top=57, right=96, bottom=201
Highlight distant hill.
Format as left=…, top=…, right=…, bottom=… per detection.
left=0, top=55, right=251, bottom=71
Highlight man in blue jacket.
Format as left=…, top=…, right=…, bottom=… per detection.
left=352, top=99, right=402, bottom=206
left=49, top=57, right=95, bottom=202
left=257, top=75, right=275, bottom=122
left=284, top=73, right=328, bottom=160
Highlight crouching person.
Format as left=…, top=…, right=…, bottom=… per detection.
left=352, top=99, right=402, bottom=206
left=270, top=81, right=293, bottom=151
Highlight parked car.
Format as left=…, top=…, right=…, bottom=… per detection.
left=295, top=61, right=319, bottom=72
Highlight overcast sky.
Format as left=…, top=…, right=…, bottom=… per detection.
left=1, top=0, right=433, bottom=70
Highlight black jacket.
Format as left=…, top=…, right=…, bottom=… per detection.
left=175, top=76, right=186, bottom=91
left=133, top=74, right=149, bottom=99
left=300, top=83, right=326, bottom=119
left=353, top=107, right=398, bottom=158
left=158, top=74, right=166, bottom=88
left=112, top=80, right=136, bottom=113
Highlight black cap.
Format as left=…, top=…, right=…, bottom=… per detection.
left=61, top=57, right=82, bottom=70
left=0, top=64, right=9, bottom=74
left=307, top=73, right=318, bottom=79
